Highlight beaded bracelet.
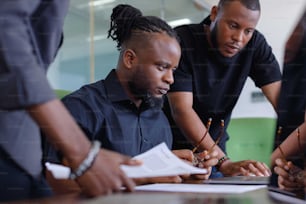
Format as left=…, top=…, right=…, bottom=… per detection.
left=216, top=155, right=229, bottom=170
left=69, top=140, right=101, bottom=180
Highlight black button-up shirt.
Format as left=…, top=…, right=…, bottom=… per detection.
left=46, top=70, right=173, bottom=161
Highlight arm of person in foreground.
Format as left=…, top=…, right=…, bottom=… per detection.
left=167, top=92, right=270, bottom=177
left=271, top=112, right=306, bottom=167
left=28, top=99, right=140, bottom=196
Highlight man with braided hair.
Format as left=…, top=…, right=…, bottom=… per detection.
left=44, top=4, right=218, bottom=194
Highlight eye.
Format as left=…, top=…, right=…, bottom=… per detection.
left=156, top=63, right=170, bottom=71
left=229, top=23, right=238, bottom=29
left=157, top=65, right=165, bottom=71
left=172, top=67, right=177, bottom=73
left=245, top=29, right=254, bottom=35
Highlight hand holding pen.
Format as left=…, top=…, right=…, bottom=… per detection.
left=192, top=119, right=223, bottom=167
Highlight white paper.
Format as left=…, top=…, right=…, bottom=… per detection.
left=136, top=183, right=266, bottom=194
left=46, top=142, right=207, bottom=179
left=120, top=142, right=208, bottom=178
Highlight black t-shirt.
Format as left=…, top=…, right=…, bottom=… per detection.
left=167, top=19, right=281, bottom=152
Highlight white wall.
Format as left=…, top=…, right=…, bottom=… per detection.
left=231, top=0, right=306, bottom=118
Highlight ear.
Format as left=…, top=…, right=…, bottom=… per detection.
left=123, top=49, right=136, bottom=69
left=210, top=6, right=218, bottom=22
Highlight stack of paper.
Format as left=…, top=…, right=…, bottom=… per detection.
left=121, top=142, right=207, bottom=178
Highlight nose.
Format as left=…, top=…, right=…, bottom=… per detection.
left=163, top=69, right=174, bottom=85
left=232, top=30, right=244, bottom=42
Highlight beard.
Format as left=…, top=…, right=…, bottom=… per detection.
left=128, top=80, right=164, bottom=109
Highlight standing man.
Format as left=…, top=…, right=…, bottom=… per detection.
left=166, top=0, right=281, bottom=176
left=0, top=0, right=138, bottom=201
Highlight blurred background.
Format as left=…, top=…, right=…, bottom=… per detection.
left=47, top=0, right=305, bottom=118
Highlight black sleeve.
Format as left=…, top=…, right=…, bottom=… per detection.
left=169, top=26, right=194, bottom=93
left=249, top=31, right=281, bottom=88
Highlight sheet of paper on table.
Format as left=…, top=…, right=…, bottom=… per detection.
left=46, top=142, right=208, bottom=179
left=135, top=183, right=267, bottom=194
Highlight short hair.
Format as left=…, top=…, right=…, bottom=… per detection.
left=218, top=0, right=261, bottom=11
left=108, top=4, right=179, bottom=50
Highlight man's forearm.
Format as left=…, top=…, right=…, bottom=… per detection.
left=27, top=99, right=91, bottom=169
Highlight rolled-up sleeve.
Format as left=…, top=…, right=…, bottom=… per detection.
left=0, top=0, right=56, bottom=110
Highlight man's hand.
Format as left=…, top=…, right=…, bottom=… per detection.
left=274, top=158, right=305, bottom=191
left=133, top=176, right=182, bottom=185
left=220, top=159, right=271, bottom=177
left=191, top=150, right=218, bottom=180
left=172, top=149, right=218, bottom=180
left=75, top=149, right=141, bottom=196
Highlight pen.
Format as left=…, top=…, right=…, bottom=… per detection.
left=192, top=118, right=212, bottom=153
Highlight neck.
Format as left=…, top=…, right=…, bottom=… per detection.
left=115, top=69, right=142, bottom=108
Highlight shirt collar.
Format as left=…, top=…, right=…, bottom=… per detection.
left=104, top=69, right=130, bottom=103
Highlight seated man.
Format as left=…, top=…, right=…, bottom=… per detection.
left=44, top=4, right=218, bottom=194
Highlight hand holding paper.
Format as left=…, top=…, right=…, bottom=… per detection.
left=46, top=142, right=208, bottom=179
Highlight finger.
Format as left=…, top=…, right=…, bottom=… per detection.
left=275, top=158, right=286, bottom=166
left=192, top=174, right=209, bottom=180
left=262, top=162, right=272, bottom=175
left=247, top=163, right=264, bottom=176
left=274, top=166, right=290, bottom=178
left=240, top=167, right=249, bottom=176
left=204, top=150, right=218, bottom=160
left=278, top=175, right=299, bottom=189
left=122, top=159, right=142, bottom=166
left=173, top=149, right=194, bottom=162
left=120, top=170, right=136, bottom=192
left=253, top=162, right=271, bottom=176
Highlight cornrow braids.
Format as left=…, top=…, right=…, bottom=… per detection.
left=218, top=0, right=261, bottom=11
left=108, top=4, right=179, bottom=50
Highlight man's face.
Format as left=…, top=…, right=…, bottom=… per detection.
left=129, top=33, right=181, bottom=107
left=210, top=1, right=260, bottom=57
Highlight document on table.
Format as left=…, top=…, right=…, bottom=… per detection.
left=135, top=183, right=266, bottom=194
left=46, top=142, right=208, bottom=179
left=120, top=142, right=208, bottom=178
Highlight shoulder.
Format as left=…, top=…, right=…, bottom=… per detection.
left=62, top=80, right=107, bottom=107
left=248, top=30, right=270, bottom=48
left=175, top=23, right=205, bottom=47
left=175, top=23, right=204, bottom=37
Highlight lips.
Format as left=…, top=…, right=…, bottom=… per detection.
left=222, top=44, right=240, bottom=56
